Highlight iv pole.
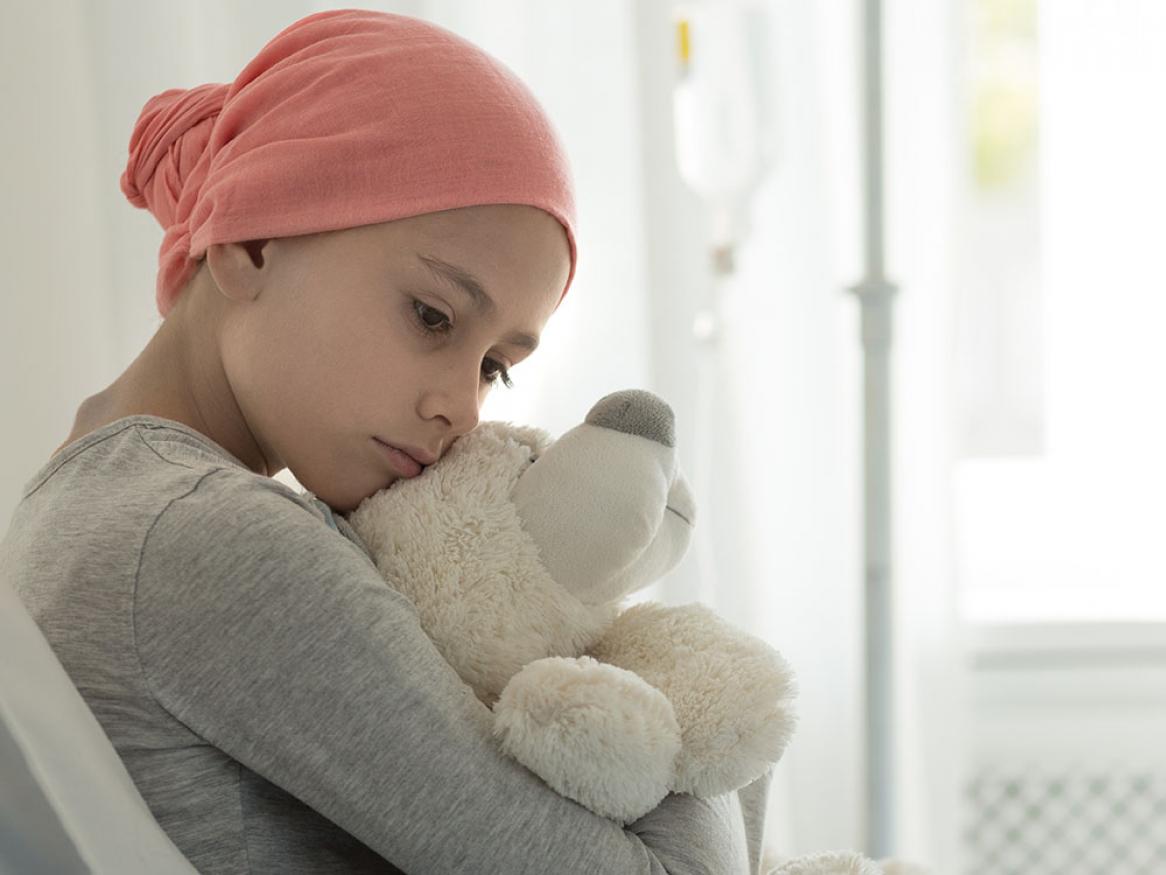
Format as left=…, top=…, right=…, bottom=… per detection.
left=673, top=0, right=898, bottom=857
left=849, top=0, right=898, bottom=859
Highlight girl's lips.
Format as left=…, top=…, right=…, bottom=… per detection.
left=373, top=437, right=422, bottom=477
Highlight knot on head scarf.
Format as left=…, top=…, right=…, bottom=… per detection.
left=119, top=8, right=578, bottom=319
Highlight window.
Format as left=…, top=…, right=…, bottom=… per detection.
left=954, top=0, right=1166, bottom=623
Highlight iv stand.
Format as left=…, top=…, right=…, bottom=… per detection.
left=848, top=0, right=898, bottom=859
left=690, top=224, right=738, bottom=610
left=674, top=1, right=897, bottom=856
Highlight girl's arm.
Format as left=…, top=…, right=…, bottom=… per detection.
left=135, top=470, right=766, bottom=873
left=630, top=767, right=774, bottom=874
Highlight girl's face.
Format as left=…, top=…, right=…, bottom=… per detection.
left=209, top=203, right=570, bottom=513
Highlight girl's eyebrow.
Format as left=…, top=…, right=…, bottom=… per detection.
left=416, top=253, right=539, bottom=352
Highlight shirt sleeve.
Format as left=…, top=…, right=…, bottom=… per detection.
left=134, top=469, right=765, bottom=874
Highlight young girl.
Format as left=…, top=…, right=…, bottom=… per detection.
left=2, top=9, right=771, bottom=872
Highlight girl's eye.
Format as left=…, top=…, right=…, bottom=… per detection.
left=411, top=299, right=514, bottom=389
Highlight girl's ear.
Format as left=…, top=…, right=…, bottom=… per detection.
left=205, top=240, right=272, bottom=304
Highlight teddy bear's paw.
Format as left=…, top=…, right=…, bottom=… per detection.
left=593, top=602, right=798, bottom=798
left=767, top=850, right=883, bottom=875
left=492, top=655, right=682, bottom=824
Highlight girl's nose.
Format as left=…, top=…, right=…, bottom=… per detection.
left=419, top=365, right=481, bottom=435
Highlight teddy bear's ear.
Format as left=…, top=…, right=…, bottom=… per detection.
left=449, top=421, right=553, bottom=462
left=478, top=421, right=555, bottom=455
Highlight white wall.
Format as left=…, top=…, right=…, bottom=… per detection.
left=1, top=1, right=119, bottom=524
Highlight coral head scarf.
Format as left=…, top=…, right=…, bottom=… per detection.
left=120, top=8, right=578, bottom=318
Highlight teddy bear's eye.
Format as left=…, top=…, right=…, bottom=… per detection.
left=529, top=454, right=539, bottom=464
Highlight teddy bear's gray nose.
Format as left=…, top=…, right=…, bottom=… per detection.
left=584, top=389, right=675, bottom=447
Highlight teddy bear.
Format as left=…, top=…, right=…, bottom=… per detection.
left=330, top=387, right=929, bottom=874
left=340, top=387, right=795, bottom=827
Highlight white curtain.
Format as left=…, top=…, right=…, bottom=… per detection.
left=1, top=1, right=970, bottom=870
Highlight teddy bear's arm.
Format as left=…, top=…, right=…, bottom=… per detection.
left=586, top=601, right=798, bottom=799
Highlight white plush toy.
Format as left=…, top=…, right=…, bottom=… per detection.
left=344, top=388, right=793, bottom=825
left=340, top=388, right=924, bottom=875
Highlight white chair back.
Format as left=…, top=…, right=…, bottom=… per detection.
left=0, top=578, right=197, bottom=873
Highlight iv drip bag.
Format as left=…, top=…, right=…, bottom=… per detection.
left=672, top=1, right=777, bottom=204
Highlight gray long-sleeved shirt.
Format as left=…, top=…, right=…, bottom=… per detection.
left=1, top=415, right=771, bottom=874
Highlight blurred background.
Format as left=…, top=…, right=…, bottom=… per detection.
left=3, top=1, right=1165, bottom=872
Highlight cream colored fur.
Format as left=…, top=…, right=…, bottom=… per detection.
left=342, top=389, right=927, bottom=874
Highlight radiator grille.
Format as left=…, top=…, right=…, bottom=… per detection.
left=964, top=768, right=1166, bottom=874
